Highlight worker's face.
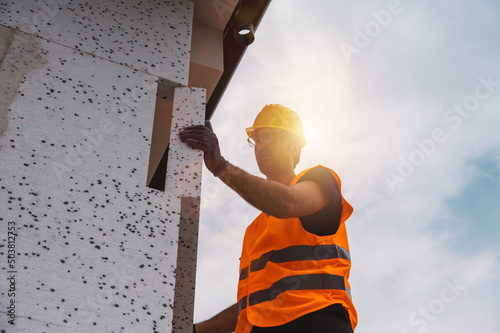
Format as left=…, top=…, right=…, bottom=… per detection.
left=252, top=128, right=299, bottom=176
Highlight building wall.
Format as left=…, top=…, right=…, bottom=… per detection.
left=0, top=1, right=204, bottom=332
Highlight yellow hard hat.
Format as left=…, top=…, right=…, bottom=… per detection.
left=246, top=104, right=306, bottom=147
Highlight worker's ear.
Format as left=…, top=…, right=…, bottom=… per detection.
left=290, top=139, right=301, bottom=163
left=291, top=136, right=301, bottom=153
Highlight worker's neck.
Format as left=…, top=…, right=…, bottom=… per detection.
left=266, top=169, right=296, bottom=185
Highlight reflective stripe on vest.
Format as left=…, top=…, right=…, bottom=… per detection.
left=239, top=244, right=351, bottom=281
left=238, top=273, right=350, bottom=314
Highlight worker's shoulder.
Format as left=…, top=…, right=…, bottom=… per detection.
left=298, top=164, right=336, bottom=179
left=297, top=165, right=342, bottom=191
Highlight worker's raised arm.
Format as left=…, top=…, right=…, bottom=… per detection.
left=195, top=303, right=238, bottom=333
left=179, top=125, right=328, bottom=218
left=218, top=163, right=329, bottom=218
left=179, top=123, right=330, bottom=218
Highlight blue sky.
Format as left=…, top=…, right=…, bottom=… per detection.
left=193, top=1, right=500, bottom=332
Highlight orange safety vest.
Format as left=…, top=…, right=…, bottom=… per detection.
left=236, top=166, right=357, bottom=332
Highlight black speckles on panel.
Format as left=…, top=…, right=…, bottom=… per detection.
left=166, top=87, right=206, bottom=197
left=0, top=0, right=193, bottom=85
left=0, top=1, right=203, bottom=332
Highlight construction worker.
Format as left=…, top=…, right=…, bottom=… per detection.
left=179, top=104, right=357, bottom=333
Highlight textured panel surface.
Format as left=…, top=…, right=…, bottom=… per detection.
left=165, top=87, right=206, bottom=197
left=0, top=27, right=177, bottom=332
left=0, top=5, right=202, bottom=329
left=168, top=87, right=206, bottom=332
left=172, top=196, right=201, bottom=333
left=0, top=0, right=193, bottom=85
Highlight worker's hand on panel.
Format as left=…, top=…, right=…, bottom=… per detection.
left=179, top=120, right=228, bottom=176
